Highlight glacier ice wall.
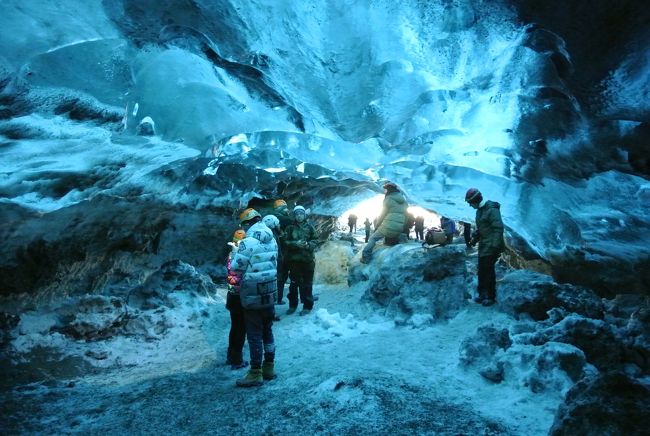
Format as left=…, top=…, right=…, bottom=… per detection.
left=0, top=0, right=649, bottom=294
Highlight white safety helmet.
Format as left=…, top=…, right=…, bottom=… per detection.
left=293, top=205, right=306, bottom=215
left=262, top=214, right=280, bottom=229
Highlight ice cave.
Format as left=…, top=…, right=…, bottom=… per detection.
left=1, top=0, right=649, bottom=434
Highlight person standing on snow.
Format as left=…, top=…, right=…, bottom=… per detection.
left=231, top=208, right=278, bottom=387
left=460, top=221, right=473, bottom=248
left=414, top=215, right=425, bottom=241
left=273, top=199, right=292, bottom=305
left=348, top=213, right=358, bottom=233
left=263, top=214, right=283, bottom=321
left=225, top=229, right=248, bottom=370
left=403, top=211, right=416, bottom=240
left=364, top=217, right=372, bottom=243
left=283, top=205, right=318, bottom=316
left=465, top=188, right=505, bottom=307
left=361, top=181, right=408, bottom=263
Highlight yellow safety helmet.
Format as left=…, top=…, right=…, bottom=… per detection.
left=232, top=229, right=246, bottom=242
left=239, top=208, right=261, bottom=224
left=273, top=199, right=287, bottom=209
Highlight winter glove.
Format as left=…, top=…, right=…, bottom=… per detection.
left=227, top=242, right=239, bottom=252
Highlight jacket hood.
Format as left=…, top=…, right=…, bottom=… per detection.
left=246, top=221, right=274, bottom=244
left=387, top=191, right=406, bottom=204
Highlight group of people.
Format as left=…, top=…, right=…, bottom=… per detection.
left=224, top=200, right=320, bottom=387
left=223, top=182, right=505, bottom=388
left=360, top=182, right=505, bottom=307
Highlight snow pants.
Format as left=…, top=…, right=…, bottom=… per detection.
left=243, top=307, right=275, bottom=368
left=477, top=254, right=499, bottom=301
left=277, top=256, right=290, bottom=303
left=226, top=292, right=246, bottom=363
left=287, top=259, right=315, bottom=310
left=463, top=224, right=472, bottom=247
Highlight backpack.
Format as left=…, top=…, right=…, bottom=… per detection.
left=424, top=229, right=447, bottom=246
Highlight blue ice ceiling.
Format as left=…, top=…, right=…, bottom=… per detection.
left=1, top=0, right=649, bottom=293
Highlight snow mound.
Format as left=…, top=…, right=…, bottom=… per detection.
left=301, top=308, right=393, bottom=342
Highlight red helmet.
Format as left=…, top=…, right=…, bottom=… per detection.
left=465, top=188, right=482, bottom=204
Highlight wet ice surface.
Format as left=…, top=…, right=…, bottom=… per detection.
left=3, top=276, right=560, bottom=435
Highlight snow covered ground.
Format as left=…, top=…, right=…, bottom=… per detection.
left=3, top=255, right=561, bottom=435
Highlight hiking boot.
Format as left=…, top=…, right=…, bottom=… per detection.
left=230, top=360, right=249, bottom=370
left=286, top=307, right=297, bottom=315
left=299, top=308, right=312, bottom=316
left=481, top=298, right=496, bottom=307
left=262, top=361, right=276, bottom=381
left=273, top=315, right=281, bottom=322
left=473, top=296, right=484, bottom=304
left=275, top=300, right=286, bottom=305
left=236, top=368, right=263, bottom=387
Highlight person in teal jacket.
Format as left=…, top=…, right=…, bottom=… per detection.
left=465, top=187, right=505, bottom=306
left=361, top=181, right=408, bottom=263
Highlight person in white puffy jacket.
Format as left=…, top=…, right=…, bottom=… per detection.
left=231, top=208, right=278, bottom=387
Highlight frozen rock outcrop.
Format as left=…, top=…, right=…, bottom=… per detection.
left=550, top=372, right=650, bottom=436
left=497, top=269, right=605, bottom=321
left=350, top=243, right=468, bottom=324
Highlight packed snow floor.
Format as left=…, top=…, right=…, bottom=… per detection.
left=3, top=276, right=562, bottom=435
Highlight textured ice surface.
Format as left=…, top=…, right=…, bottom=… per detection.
left=0, top=0, right=648, bottom=288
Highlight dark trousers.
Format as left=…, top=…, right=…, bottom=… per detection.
left=277, top=258, right=290, bottom=302
left=477, top=254, right=499, bottom=300
left=288, top=260, right=315, bottom=310
left=365, top=229, right=370, bottom=243
left=226, top=292, right=246, bottom=363
left=243, top=307, right=275, bottom=368
left=415, top=227, right=424, bottom=240
left=463, top=225, right=472, bottom=247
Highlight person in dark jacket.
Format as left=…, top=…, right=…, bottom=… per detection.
left=403, top=212, right=416, bottom=240
left=465, top=188, right=505, bottom=306
left=348, top=214, right=358, bottom=233
left=440, top=216, right=456, bottom=245
left=283, top=205, right=318, bottom=316
left=364, top=217, right=372, bottom=243
left=273, top=199, right=292, bottom=305
left=225, top=229, right=248, bottom=370
left=414, top=216, right=425, bottom=241
left=460, top=221, right=472, bottom=248
left=263, top=214, right=283, bottom=321
left=361, top=182, right=408, bottom=263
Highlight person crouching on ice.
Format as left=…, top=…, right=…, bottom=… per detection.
left=231, top=208, right=278, bottom=387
